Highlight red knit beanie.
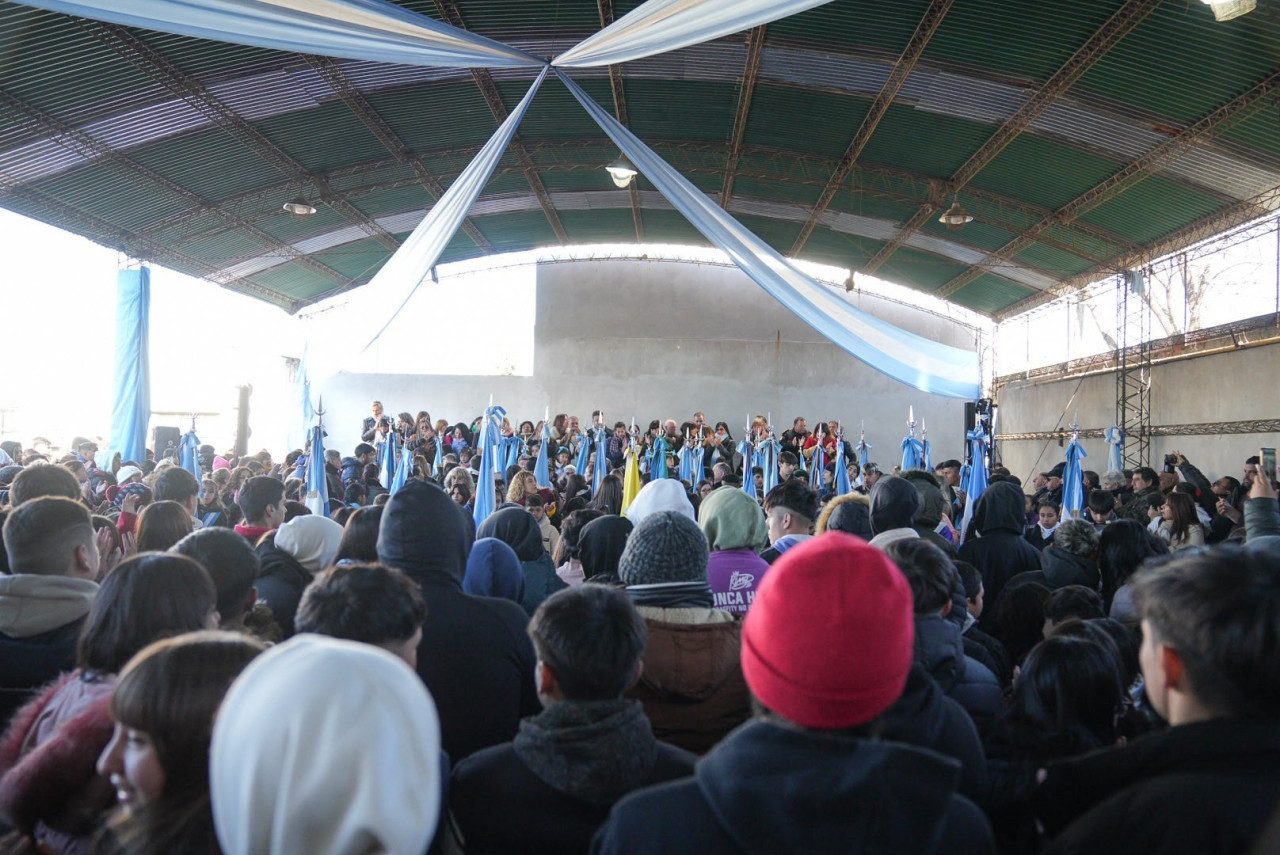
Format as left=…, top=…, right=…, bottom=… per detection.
left=741, top=532, right=915, bottom=729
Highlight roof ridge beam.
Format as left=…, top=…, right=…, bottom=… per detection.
left=719, top=25, right=767, bottom=210
left=941, top=70, right=1280, bottom=301
left=861, top=0, right=1162, bottom=276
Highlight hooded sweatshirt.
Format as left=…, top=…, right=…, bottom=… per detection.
left=868, top=475, right=922, bottom=550
left=958, top=482, right=1045, bottom=614
left=592, top=719, right=993, bottom=855
left=699, top=488, right=770, bottom=616
left=378, top=480, right=540, bottom=761
left=463, top=537, right=525, bottom=603
left=882, top=664, right=989, bottom=802
left=0, top=575, right=98, bottom=693
left=577, top=515, right=632, bottom=585
left=478, top=506, right=565, bottom=615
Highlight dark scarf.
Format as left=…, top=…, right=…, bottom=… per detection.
left=625, top=581, right=715, bottom=609
left=512, top=699, right=658, bottom=806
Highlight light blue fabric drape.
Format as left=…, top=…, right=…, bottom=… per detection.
left=390, top=442, right=411, bottom=494
left=289, top=343, right=315, bottom=454
left=855, top=439, right=871, bottom=489
left=556, top=71, right=980, bottom=400
left=809, top=444, right=826, bottom=491
left=690, top=444, right=706, bottom=486
left=534, top=422, right=552, bottom=488
left=379, top=430, right=398, bottom=489
left=737, top=437, right=756, bottom=498
left=1104, top=427, right=1125, bottom=474
left=1062, top=439, right=1088, bottom=518
left=180, top=430, right=202, bottom=483
left=552, top=0, right=835, bottom=68
left=575, top=430, right=591, bottom=476
left=922, top=438, right=932, bottom=472
left=957, top=427, right=988, bottom=544
left=592, top=428, right=608, bottom=494
left=653, top=436, right=669, bottom=480
left=901, top=435, right=925, bottom=472
left=109, top=268, right=151, bottom=467
left=834, top=443, right=851, bottom=496
left=761, top=437, right=780, bottom=494
left=473, top=405, right=504, bottom=526
left=305, top=425, right=330, bottom=518
left=678, top=442, right=692, bottom=483
left=18, top=0, right=542, bottom=69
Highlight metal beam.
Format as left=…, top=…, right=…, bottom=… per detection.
left=433, top=0, right=568, bottom=244
left=861, top=0, right=1161, bottom=276
left=720, top=25, right=767, bottom=210
left=965, top=72, right=1280, bottom=310
left=0, top=86, right=354, bottom=292
left=788, top=0, right=953, bottom=256
left=81, top=20, right=402, bottom=254
left=596, top=0, right=643, bottom=241
left=304, top=55, right=493, bottom=252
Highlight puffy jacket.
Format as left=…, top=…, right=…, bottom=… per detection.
left=959, top=483, right=1044, bottom=614
left=914, top=614, right=1002, bottom=734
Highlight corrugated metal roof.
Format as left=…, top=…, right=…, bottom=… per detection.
left=1, top=0, right=1278, bottom=315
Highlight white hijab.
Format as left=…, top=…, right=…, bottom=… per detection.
left=274, top=515, right=344, bottom=572
left=211, top=635, right=442, bottom=855
left=624, top=478, right=695, bottom=526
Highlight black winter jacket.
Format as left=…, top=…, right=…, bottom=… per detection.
left=254, top=537, right=313, bottom=638
left=959, top=483, right=1044, bottom=616
left=882, top=664, right=989, bottom=802
left=914, top=614, right=1002, bottom=735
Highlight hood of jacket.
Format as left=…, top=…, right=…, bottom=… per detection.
left=1040, top=546, right=1100, bottom=589
left=870, top=476, right=921, bottom=535
left=578, top=515, right=632, bottom=581
left=0, top=574, right=98, bottom=638
left=256, top=538, right=313, bottom=587
left=512, top=699, right=658, bottom=806
left=696, top=719, right=961, bottom=855
left=816, top=493, right=872, bottom=539
left=977, top=481, right=1027, bottom=535
left=902, top=471, right=946, bottom=527
left=913, top=613, right=968, bottom=688
left=881, top=663, right=951, bottom=748
left=636, top=608, right=741, bottom=702
left=477, top=505, right=544, bottom=562
left=462, top=537, right=525, bottom=603
left=377, top=480, right=473, bottom=587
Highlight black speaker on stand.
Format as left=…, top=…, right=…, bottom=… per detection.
left=153, top=426, right=181, bottom=462
left=964, top=399, right=998, bottom=469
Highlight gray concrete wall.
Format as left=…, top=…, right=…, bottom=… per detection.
left=996, top=342, right=1279, bottom=486
left=315, top=258, right=979, bottom=461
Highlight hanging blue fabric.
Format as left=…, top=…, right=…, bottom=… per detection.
left=762, top=437, right=780, bottom=494
left=592, top=428, right=608, bottom=495
left=809, top=444, right=826, bottom=491
left=503, top=435, right=523, bottom=473
left=957, top=427, right=989, bottom=544
left=390, top=442, right=412, bottom=494
left=1062, top=438, right=1088, bottom=518
left=305, top=425, right=330, bottom=518
left=901, top=435, right=925, bottom=472
left=1104, top=427, right=1124, bottom=474
left=922, top=439, right=932, bottom=472
left=678, top=442, right=692, bottom=483
left=431, top=434, right=443, bottom=478
left=109, top=267, right=151, bottom=467
left=574, top=429, right=591, bottom=476
left=855, top=439, right=871, bottom=488
left=834, top=443, right=851, bottom=496
left=473, top=405, right=506, bottom=526
left=378, top=431, right=398, bottom=489
left=289, top=343, right=315, bottom=454
left=534, top=422, right=552, bottom=488
left=689, top=444, right=706, bottom=486
left=179, top=430, right=202, bottom=483
left=556, top=71, right=980, bottom=399
left=737, top=437, right=756, bottom=498
left=653, top=436, right=669, bottom=480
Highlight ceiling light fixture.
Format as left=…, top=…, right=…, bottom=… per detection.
left=1200, top=0, right=1254, bottom=21
left=938, top=195, right=973, bottom=231
left=605, top=154, right=638, bottom=188
left=282, top=196, right=317, bottom=216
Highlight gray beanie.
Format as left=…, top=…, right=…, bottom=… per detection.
left=618, top=510, right=709, bottom=586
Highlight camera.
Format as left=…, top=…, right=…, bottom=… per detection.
left=1163, top=454, right=1178, bottom=467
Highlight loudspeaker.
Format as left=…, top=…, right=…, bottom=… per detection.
left=153, top=426, right=180, bottom=459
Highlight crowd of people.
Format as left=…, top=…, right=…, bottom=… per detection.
left=0, top=403, right=1277, bottom=855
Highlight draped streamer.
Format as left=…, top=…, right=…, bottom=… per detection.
left=109, top=268, right=151, bottom=467
left=305, top=425, right=330, bottom=518
left=431, top=435, right=443, bottom=477
left=390, top=441, right=411, bottom=494
left=552, top=0, right=835, bottom=68
left=180, top=430, right=202, bottom=483
left=809, top=444, right=826, bottom=491
left=855, top=439, right=871, bottom=489
left=1104, top=427, right=1125, bottom=475
left=19, top=0, right=542, bottom=69
left=557, top=71, right=980, bottom=399
left=678, top=443, right=693, bottom=483
left=922, top=438, right=932, bottom=473
left=534, top=422, right=552, bottom=488
left=1062, top=438, right=1088, bottom=519
left=653, top=437, right=669, bottom=480
left=622, top=445, right=642, bottom=514
left=761, top=437, right=780, bottom=494
left=737, top=438, right=756, bottom=498
left=503, top=435, right=523, bottom=474
left=957, top=428, right=988, bottom=545
left=473, top=405, right=505, bottom=526
left=901, top=435, right=925, bottom=472
left=379, top=431, right=398, bottom=489
left=689, top=444, right=706, bottom=486
left=833, top=442, right=851, bottom=496
left=575, top=430, right=591, bottom=478
left=309, top=67, right=548, bottom=379
left=593, top=428, right=608, bottom=495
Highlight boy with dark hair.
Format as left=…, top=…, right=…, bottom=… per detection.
left=448, top=585, right=696, bottom=854
left=1042, top=585, right=1106, bottom=636
left=172, top=526, right=263, bottom=634
left=7, top=464, right=81, bottom=507
left=759, top=480, right=818, bottom=564
left=1038, top=545, right=1280, bottom=854
left=295, top=562, right=426, bottom=668
left=152, top=465, right=202, bottom=525
left=235, top=476, right=286, bottom=543
left=1086, top=488, right=1118, bottom=532
left=885, top=538, right=1002, bottom=732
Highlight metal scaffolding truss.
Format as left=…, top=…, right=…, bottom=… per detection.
left=1115, top=271, right=1152, bottom=469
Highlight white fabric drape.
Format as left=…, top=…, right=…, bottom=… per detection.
left=17, top=0, right=543, bottom=68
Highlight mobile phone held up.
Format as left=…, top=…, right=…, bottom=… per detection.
left=1261, top=447, right=1277, bottom=484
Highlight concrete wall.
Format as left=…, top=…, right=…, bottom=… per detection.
left=996, top=342, right=1280, bottom=486
left=315, top=258, right=979, bottom=461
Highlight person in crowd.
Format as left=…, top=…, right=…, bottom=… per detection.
left=445, top=465, right=475, bottom=509
left=589, top=474, right=624, bottom=517
left=0, top=498, right=104, bottom=717
left=1097, top=520, right=1169, bottom=623
left=93, top=631, right=264, bottom=855
left=1154, top=492, right=1206, bottom=551
left=478, top=506, right=564, bottom=616
left=448, top=586, right=696, bottom=855
left=210, top=635, right=442, bottom=855
left=1086, top=488, right=1119, bottom=533
left=698, top=487, right=769, bottom=616
left=779, top=416, right=808, bottom=460
left=1037, top=545, right=1280, bottom=854
left=253, top=515, right=343, bottom=638
left=1118, top=466, right=1162, bottom=523
left=866, top=475, right=921, bottom=550
left=901, top=469, right=958, bottom=556
left=135, top=500, right=194, bottom=553
left=623, top=479, right=695, bottom=527
left=936, top=459, right=965, bottom=521
left=526, top=494, right=559, bottom=558
left=959, top=481, right=1045, bottom=618
left=463, top=538, right=526, bottom=605
left=378, top=480, right=539, bottom=761
left=814, top=491, right=872, bottom=538
left=9, top=464, right=82, bottom=508
left=886, top=538, right=1002, bottom=733
left=759, top=480, right=818, bottom=564
left=332, top=505, right=382, bottom=564
left=0, top=554, right=217, bottom=854
left=295, top=562, right=426, bottom=668
left=1006, top=519, right=1100, bottom=596
left=361, top=400, right=392, bottom=445
left=993, top=580, right=1052, bottom=669
left=593, top=533, right=993, bottom=855
left=232, top=476, right=285, bottom=543
left=984, top=635, right=1126, bottom=854
left=1026, top=501, right=1059, bottom=552
left=172, top=527, right=280, bottom=642
left=151, top=467, right=202, bottom=529
left=578, top=515, right=632, bottom=587
left=956, top=560, right=1011, bottom=687
left=1042, top=585, right=1107, bottom=636
left=552, top=509, right=604, bottom=588
left=619, top=511, right=749, bottom=755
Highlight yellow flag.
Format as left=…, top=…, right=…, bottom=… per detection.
left=621, top=446, right=641, bottom=516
